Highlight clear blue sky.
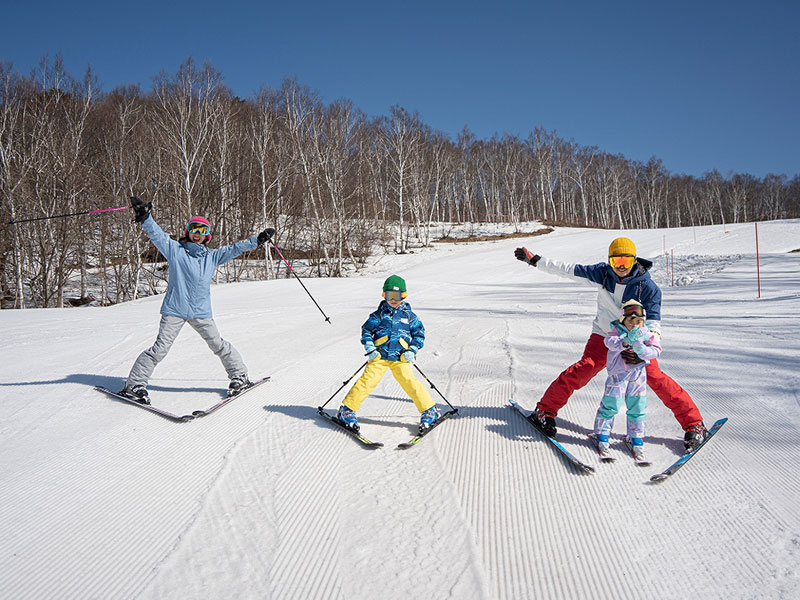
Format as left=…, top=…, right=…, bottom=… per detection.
left=2, top=0, right=798, bottom=178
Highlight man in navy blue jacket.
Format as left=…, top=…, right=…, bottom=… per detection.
left=515, top=237, right=708, bottom=451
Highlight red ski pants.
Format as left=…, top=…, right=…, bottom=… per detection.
left=538, top=333, right=703, bottom=430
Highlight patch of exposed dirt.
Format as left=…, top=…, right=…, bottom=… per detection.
left=434, top=228, right=553, bottom=243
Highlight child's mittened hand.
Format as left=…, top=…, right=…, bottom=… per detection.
left=364, top=342, right=380, bottom=361
left=402, top=346, right=418, bottom=363
left=628, top=327, right=647, bottom=344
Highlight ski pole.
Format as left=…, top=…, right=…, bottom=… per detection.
left=6, top=206, right=129, bottom=225
left=413, top=364, right=458, bottom=412
left=318, top=360, right=369, bottom=411
left=265, top=233, right=332, bottom=324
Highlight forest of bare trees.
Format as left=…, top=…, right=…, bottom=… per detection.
left=1, top=57, right=798, bottom=308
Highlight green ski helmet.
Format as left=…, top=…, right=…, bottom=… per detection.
left=383, top=274, right=407, bottom=299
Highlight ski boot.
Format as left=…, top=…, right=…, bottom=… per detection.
left=529, top=406, right=557, bottom=438
left=595, top=434, right=611, bottom=456
left=628, top=437, right=647, bottom=461
left=337, top=405, right=360, bottom=433
left=683, top=422, right=709, bottom=452
left=419, top=406, right=441, bottom=434
left=228, top=374, right=253, bottom=397
left=119, top=384, right=150, bottom=405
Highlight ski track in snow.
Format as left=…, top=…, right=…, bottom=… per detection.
left=2, top=220, right=800, bottom=599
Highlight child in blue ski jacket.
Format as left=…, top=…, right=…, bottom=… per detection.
left=120, top=197, right=273, bottom=404
left=336, top=275, right=438, bottom=434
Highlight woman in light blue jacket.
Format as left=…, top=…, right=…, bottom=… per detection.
left=120, top=197, right=273, bottom=404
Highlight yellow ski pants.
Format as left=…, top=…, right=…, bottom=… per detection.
left=342, top=359, right=434, bottom=413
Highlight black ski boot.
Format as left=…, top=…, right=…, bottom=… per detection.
left=119, top=385, right=150, bottom=405
left=684, top=422, right=709, bottom=452
left=228, top=375, right=253, bottom=397
left=529, top=406, right=557, bottom=438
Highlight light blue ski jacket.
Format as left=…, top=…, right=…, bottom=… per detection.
left=141, top=216, right=258, bottom=319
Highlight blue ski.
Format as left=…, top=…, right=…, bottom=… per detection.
left=650, top=417, right=728, bottom=482
left=509, top=399, right=595, bottom=474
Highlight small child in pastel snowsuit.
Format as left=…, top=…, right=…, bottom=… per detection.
left=337, top=275, right=439, bottom=434
left=593, top=299, right=662, bottom=458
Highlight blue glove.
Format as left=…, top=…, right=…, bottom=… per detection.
left=626, top=327, right=649, bottom=356
left=627, top=327, right=647, bottom=344
left=402, top=346, right=418, bottom=363
left=364, top=342, right=380, bottom=362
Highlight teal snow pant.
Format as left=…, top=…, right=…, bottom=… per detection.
left=126, top=315, right=248, bottom=387
left=594, top=367, right=647, bottom=441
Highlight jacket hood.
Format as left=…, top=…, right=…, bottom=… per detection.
left=608, top=257, right=653, bottom=284
left=180, top=240, right=209, bottom=258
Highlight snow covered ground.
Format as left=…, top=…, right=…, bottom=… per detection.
left=1, top=219, right=799, bottom=600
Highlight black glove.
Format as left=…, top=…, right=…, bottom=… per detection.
left=257, top=227, right=275, bottom=247
left=514, top=247, right=541, bottom=266
left=621, top=348, right=645, bottom=365
left=130, top=196, right=152, bottom=223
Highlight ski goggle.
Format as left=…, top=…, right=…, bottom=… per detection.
left=384, top=290, right=407, bottom=301
left=187, top=223, right=210, bottom=235
left=622, top=305, right=645, bottom=319
left=609, top=255, right=635, bottom=269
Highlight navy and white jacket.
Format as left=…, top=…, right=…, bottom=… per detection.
left=535, top=257, right=663, bottom=336
left=360, top=300, right=426, bottom=362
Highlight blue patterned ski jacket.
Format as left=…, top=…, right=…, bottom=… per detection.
left=360, top=300, right=426, bottom=361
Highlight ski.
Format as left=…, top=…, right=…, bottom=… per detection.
left=96, top=376, right=270, bottom=422
left=317, top=408, right=384, bottom=448
left=190, top=376, right=271, bottom=418
left=397, top=409, right=458, bottom=449
left=622, top=436, right=652, bottom=466
left=650, top=417, right=728, bottom=482
left=587, top=433, right=616, bottom=462
left=509, top=399, right=595, bottom=473
left=95, top=386, right=194, bottom=422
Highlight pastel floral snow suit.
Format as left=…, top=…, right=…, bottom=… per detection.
left=594, top=320, right=662, bottom=441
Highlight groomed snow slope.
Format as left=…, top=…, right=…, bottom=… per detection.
left=1, top=220, right=799, bottom=600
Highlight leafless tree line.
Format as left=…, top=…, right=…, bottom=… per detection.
left=1, top=57, right=798, bottom=308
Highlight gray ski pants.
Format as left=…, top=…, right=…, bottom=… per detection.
left=126, top=315, right=248, bottom=387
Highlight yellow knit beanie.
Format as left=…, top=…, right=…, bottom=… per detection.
left=608, top=237, right=636, bottom=257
